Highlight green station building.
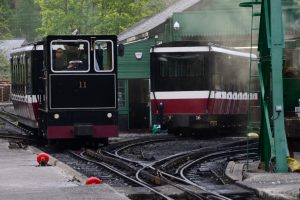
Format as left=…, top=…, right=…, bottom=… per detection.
left=117, top=0, right=300, bottom=132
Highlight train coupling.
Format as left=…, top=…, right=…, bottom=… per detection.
left=74, top=124, right=94, bottom=136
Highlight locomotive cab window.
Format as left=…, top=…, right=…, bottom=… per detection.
left=50, top=40, right=90, bottom=72
left=94, top=40, right=114, bottom=72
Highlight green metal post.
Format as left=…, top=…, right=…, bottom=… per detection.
left=257, top=0, right=275, bottom=171
left=258, top=62, right=274, bottom=170
left=240, top=0, right=289, bottom=172
left=269, top=0, right=289, bottom=172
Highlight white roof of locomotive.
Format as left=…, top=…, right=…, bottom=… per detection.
left=10, top=44, right=44, bottom=55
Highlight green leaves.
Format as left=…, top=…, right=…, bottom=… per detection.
left=35, top=0, right=175, bottom=36
left=0, top=50, right=10, bottom=81
left=0, top=0, right=12, bottom=39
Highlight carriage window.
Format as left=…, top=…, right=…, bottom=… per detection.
left=158, top=53, right=204, bottom=78
left=94, top=40, right=114, bottom=72
left=26, top=55, right=32, bottom=93
left=13, top=58, right=17, bottom=93
left=16, top=57, right=20, bottom=94
left=284, top=49, right=300, bottom=77
left=50, top=40, right=90, bottom=72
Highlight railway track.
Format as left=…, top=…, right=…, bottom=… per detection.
left=0, top=104, right=259, bottom=199
left=0, top=105, right=40, bottom=146
left=100, top=137, right=260, bottom=199
left=98, top=136, right=257, bottom=199
left=73, top=149, right=219, bottom=200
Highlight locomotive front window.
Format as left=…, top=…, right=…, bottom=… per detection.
left=94, top=40, right=114, bottom=72
left=50, top=40, right=90, bottom=72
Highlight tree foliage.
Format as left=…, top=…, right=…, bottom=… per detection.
left=0, top=0, right=176, bottom=81
left=10, top=0, right=41, bottom=41
left=0, top=0, right=13, bottom=39
left=34, top=0, right=176, bottom=36
left=0, top=50, right=10, bottom=81
left=0, top=0, right=12, bottom=80
left=91, top=0, right=150, bottom=34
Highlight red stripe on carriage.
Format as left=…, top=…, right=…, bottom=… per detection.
left=152, top=99, right=251, bottom=115
left=47, top=125, right=118, bottom=139
left=151, top=99, right=208, bottom=114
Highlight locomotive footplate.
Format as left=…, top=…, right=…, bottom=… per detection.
left=74, top=124, right=94, bottom=136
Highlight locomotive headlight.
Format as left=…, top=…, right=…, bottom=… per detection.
left=195, top=115, right=201, bottom=120
left=54, top=114, right=60, bottom=119
left=107, top=113, right=112, bottom=118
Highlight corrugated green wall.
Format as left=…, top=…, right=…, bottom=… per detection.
left=172, top=10, right=252, bottom=38
left=167, top=0, right=299, bottom=40
left=118, top=38, right=155, bottom=79
left=118, top=38, right=155, bottom=131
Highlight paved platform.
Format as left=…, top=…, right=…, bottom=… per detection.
left=226, top=157, right=300, bottom=200
left=0, top=139, right=129, bottom=200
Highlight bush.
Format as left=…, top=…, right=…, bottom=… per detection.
left=0, top=51, right=10, bottom=81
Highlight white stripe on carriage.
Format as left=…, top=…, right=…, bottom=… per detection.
left=150, top=91, right=258, bottom=100
left=11, top=94, right=38, bottom=103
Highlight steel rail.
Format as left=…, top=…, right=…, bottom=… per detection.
left=69, top=150, right=175, bottom=200
left=104, top=141, right=253, bottom=200
left=178, top=148, right=258, bottom=198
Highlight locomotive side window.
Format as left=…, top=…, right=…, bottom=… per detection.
left=20, top=55, right=23, bottom=94
left=27, top=55, right=32, bottom=94
left=11, top=57, right=16, bottom=93
left=14, top=57, right=17, bottom=93
left=21, top=54, right=26, bottom=95
left=94, top=40, right=114, bottom=72
left=50, top=40, right=90, bottom=72
left=16, top=56, right=20, bottom=94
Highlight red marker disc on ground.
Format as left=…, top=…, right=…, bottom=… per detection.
left=85, top=177, right=102, bottom=185
left=37, top=153, right=50, bottom=166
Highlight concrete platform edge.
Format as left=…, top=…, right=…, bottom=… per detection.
left=225, top=160, right=300, bottom=200
left=27, top=146, right=131, bottom=198
left=27, top=146, right=87, bottom=183
left=235, top=179, right=293, bottom=200
left=27, top=145, right=130, bottom=199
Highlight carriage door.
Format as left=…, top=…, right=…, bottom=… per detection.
left=129, top=79, right=150, bottom=130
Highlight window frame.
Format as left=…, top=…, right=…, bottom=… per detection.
left=94, top=40, right=114, bottom=72
left=118, top=79, right=128, bottom=110
left=50, top=40, right=90, bottom=73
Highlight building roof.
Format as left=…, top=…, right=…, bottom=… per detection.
left=0, top=39, right=26, bottom=59
left=118, top=0, right=201, bottom=42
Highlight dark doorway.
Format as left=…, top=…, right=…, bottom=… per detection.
left=129, top=79, right=150, bottom=130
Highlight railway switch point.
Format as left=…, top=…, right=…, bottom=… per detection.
left=37, top=153, right=50, bottom=166
left=85, top=177, right=102, bottom=185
